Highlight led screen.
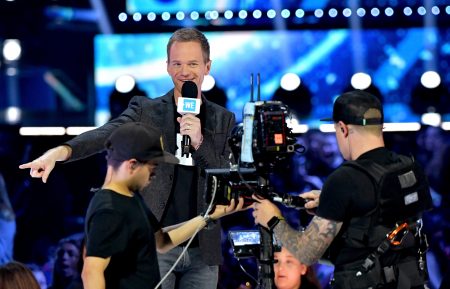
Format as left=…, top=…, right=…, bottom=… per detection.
left=94, top=28, right=450, bottom=125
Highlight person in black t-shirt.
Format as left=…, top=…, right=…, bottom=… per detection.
left=252, top=90, right=431, bottom=288
left=81, top=122, right=243, bottom=289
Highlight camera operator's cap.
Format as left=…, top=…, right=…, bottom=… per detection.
left=320, top=90, right=384, bottom=125
left=105, top=122, right=178, bottom=164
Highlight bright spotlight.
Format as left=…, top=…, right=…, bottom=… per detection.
left=371, top=8, right=380, bottom=16
left=238, top=10, right=248, bottom=19
left=224, top=10, right=233, bottom=19
left=147, top=12, right=156, bottom=21
left=118, top=12, right=127, bottom=22
left=3, top=39, right=22, bottom=61
left=404, top=7, right=413, bottom=16
left=280, top=73, right=301, bottom=91
left=115, top=75, right=136, bottom=93
left=190, top=11, right=199, bottom=20
left=133, top=13, right=142, bottom=21
left=351, top=72, right=372, bottom=90
left=253, top=9, right=262, bottom=19
left=295, top=9, right=305, bottom=18
left=5, top=106, right=21, bottom=124
left=418, top=6, right=426, bottom=15
left=343, top=8, right=352, bottom=17
left=314, top=9, right=324, bottom=18
left=420, top=71, right=441, bottom=89
left=329, top=8, right=338, bottom=17
left=176, top=11, right=185, bottom=20
left=161, top=12, right=171, bottom=21
left=421, top=112, right=441, bottom=127
left=281, top=9, right=290, bottom=18
left=267, top=9, right=276, bottom=18
left=385, top=7, right=394, bottom=16
left=357, top=8, right=366, bottom=17
left=201, top=75, right=215, bottom=92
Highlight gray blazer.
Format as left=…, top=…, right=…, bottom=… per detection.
left=66, top=90, right=236, bottom=265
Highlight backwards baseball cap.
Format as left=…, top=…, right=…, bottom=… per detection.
left=321, top=90, right=384, bottom=125
left=105, top=122, right=178, bottom=164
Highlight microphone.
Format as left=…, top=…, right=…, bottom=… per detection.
left=271, top=194, right=306, bottom=209
left=177, top=81, right=200, bottom=157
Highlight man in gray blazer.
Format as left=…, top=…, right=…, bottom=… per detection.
left=20, top=28, right=235, bottom=289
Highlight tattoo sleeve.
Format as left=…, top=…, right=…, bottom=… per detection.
left=274, top=216, right=342, bottom=266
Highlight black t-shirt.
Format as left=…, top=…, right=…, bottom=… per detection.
left=85, top=189, right=161, bottom=289
left=316, top=147, right=405, bottom=266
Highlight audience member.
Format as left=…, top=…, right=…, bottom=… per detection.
left=274, top=247, right=321, bottom=289
left=0, top=261, right=41, bottom=289
left=49, top=234, right=83, bottom=289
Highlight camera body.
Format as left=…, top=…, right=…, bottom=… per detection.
left=205, top=100, right=303, bottom=207
left=229, top=230, right=281, bottom=259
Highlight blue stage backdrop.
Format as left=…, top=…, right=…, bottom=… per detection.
left=94, top=28, right=450, bottom=125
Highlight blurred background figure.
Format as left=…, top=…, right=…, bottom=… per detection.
left=27, top=263, right=49, bottom=289
left=0, top=172, right=16, bottom=265
left=48, top=233, right=83, bottom=289
left=0, top=261, right=41, bottom=289
left=274, top=247, right=321, bottom=289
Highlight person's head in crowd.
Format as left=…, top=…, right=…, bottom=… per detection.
left=273, top=247, right=321, bottom=289
left=166, top=27, right=211, bottom=101
left=0, top=261, right=41, bottom=289
left=305, top=130, right=342, bottom=176
left=27, top=263, right=48, bottom=289
left=50, top=234, right=83, bottom=289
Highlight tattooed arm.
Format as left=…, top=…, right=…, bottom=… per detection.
left=273, top=216, right=342, bottom=266
left=252, top=195, right=342, bottom=266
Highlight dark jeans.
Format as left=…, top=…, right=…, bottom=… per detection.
left=157, top=247, right=219, bottom=289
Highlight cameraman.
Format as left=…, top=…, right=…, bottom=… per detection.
left=252, top=90, right=431, bottom=289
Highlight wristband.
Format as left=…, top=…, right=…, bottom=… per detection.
left=267, top=216, right=285, bottom=231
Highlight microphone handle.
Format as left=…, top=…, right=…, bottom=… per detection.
left=182, top=135, right=191, bottom=157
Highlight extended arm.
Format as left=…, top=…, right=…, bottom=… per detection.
left=252, top=196, right=342, bottom=266
left=155, top=198, right=244, bottom=253
left=82, top=256, right=111, bottom=289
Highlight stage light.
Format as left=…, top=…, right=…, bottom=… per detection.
left=202, top=75, right=215, bottom=92
left=356, top=8, right=366, bottom=17
left=267, top=9, right=276, bottom=19
left=418, top=6, right=426, bottom=16
left=371, top=8, right=380, bottom=17
left=281, top=9, right=290, bottom=18
left=238, top=10, right=248, bottom=19
left=132, top=13, right=142, bottom=21
left=253, top=9, right=262, bottom=19
left=147, top=12, right=156, bottom=21
left=431, top=6, right=440, bottom=15
left=190, top=11, right=199, bottom=20
left=446, top=6, right=450, bottom=15
left=328, top=8, right=338, bottom=17
left=421, top=112, right=441, bottom=127
left=383, top=123, right=421, bottom=132
left=2, top=39, right=21, bottom=62
left=210, top=10, right=219, bottom=20
left=6, top=67, right=17, bottom=76
left=161, top=12, right=171, bottom=21
left=385, top=7, right=394, bottom=16
left=350, top=72, right=372, bottom=90
left=295, top=9, right=305, bottom=18
left=319, top=124, right=336, bottom=133
left=314, top=9, right=324, bottom=18
left=420, top=71, right=440, bottom=89
left=205, top=11, right=212, bottom=20
left=66, top=127, right=96, bottom=135
left=5, top=107, right=21, bottom=124
left=224, top=10, right=233, bottom=19
left=280, top=73, right=301, bottom=91
left=176, top=11, right=185, bottom=20
left=115, top=75, right=136, bottom=93
left=118, top=12, right=127, bottom=22
left=343, top=8, right=352, bottom=17
left=19, top=127, right=66, bottom=136
left=404, top=7, right=413, bottom=16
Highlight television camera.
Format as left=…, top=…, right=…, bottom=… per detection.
left=204, top=73, right=306, bottom=289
